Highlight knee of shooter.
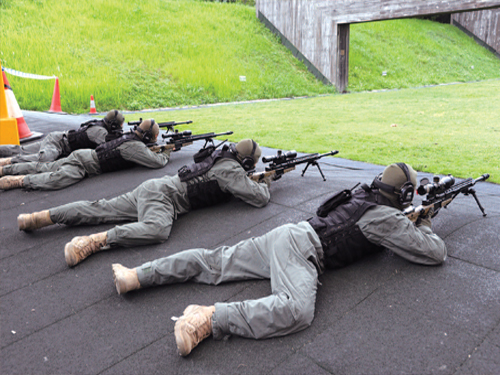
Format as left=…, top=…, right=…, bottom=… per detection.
left=143, top=222, right=171, bottom=242
left=278, top=292, right=315, bottom=328
left=203, top=249, right=222, bottom=273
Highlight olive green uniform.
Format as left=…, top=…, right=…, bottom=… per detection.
left=135, top=205, right=446, bottom=340
left=0, top=126, right=108, bottom=163
left=2, top=140, right=168, bottom=190
left=48, top=158, right=270, bottom=247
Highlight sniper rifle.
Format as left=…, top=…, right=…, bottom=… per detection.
left=128, top=118, right=193, bottom=132
left=403, top=173, right=490, bottom=222
left=148, top=130, right=234, bottom=153
left=248, top=150, right=339, bottom=182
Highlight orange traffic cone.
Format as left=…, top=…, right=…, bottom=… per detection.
left=0, top=64, right=19, bottom=145
left=89, top=95, right=97, bottom=114
left=48, top=77, right=63, bottom=113
left=2, top=69, right=44, bottom=142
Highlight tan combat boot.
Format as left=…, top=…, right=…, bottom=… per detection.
left=174, top=304, right=216, bottom=356
left=0, top=175, right=24, bottom=190
left=0, top=157, right=12, bottom=167
left=18, top=210, right=54, bottom=231
left=64, top=231, right=108, bottom=267
left=112, top=264, right=141, bottom=295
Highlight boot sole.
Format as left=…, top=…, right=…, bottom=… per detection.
left=174, top=319, right=192, bottom=357
left=17, top=215, right=31, bottom=231
left=64, top=242, right=78, bottom=267
left=112, top=268, right=127, bottom=295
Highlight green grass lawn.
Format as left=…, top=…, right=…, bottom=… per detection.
left=1, top=0, right=333, bottom=113
left=129, top=79, right=500, bottom=184
left=1, top=0, right=498, bottom=182
left=1, top=0, right=499, bottom=113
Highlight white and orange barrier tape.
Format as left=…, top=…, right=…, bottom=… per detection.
left=3, top=66, right=57, bottom=81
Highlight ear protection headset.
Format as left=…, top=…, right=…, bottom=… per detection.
left=372, top=163, right=415, bottom=206
left=135, top=119, right=156, bottom=143
left=104, top=110, right=122, bottom=131
left=230, top=140, right=257, bottom=171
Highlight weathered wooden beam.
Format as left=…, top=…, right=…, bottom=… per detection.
left=336, top=24, right=350, bottom=93
left=256, top=0, right=500, bottom=93
left=318, top=0, right=500, bottom=24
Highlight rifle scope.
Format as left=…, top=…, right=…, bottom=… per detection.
left=162, top=130, right=192, bottom=139
left=417, top=175, right=455, bottom=196
left=262, top=150, right=297, bottom=163
left=158, top=120, right=193, bottom=128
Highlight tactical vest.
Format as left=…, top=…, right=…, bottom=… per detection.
left=67, top=120, right=106, bottom=151
left=307, top=187, right=397, bottom=269
left=178, top=149, right=240, bottom=210
left=95, top=133, right=141, bottom=173
left=104, top=130, right=124, bottom=142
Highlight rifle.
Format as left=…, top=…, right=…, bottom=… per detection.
left=128, top=118, right=193, bottom=132
left=403, top=174, right=490, bottom=222
left=248, top=150, right=339, bottom=182
left=148, top=130, right=234, bottom=153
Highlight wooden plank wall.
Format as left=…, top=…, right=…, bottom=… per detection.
left=255, top=1, right=337, bottom=84
left=452, top=9, right=500, bottom=53
left=256, top=0, right=500, bottom=91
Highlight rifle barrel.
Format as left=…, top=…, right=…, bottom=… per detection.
left=158, top=120, right=193, bottom=128
left=476, top=174, right=490, bottom=183
left=275, top=150, right=338, bottom=165
left=165, top=130, right=233, bottom=144
left=446, top=174, right=489, bottom=193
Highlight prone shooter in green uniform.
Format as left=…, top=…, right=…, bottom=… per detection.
left=0, top=110, right=125, bottom=165
left=0, top=119, right=170, bottom=191
left=109, top=163, right=448, bottom=357
left=15, top=139, right=272, bottom=267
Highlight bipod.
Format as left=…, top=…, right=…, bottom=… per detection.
left=301, top=161, right=326, bottom=181
left=466, top=188, right=487, bottom=217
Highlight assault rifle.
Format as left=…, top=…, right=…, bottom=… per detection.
left=403, top=174, right=490, bottom=222
left=148, top=130, right=233, bottom=153
left=248, top=150, right=339, bottom=182
left=128, top=118, right=193, bottom=132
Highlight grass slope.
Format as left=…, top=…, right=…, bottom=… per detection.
left=349, top=19, right=500, bottom=91
left=1, top=0, right=499, bottom=113
left=0, top=0, right=333, bottom=113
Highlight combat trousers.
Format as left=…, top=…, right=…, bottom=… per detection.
left=136, top=222, right=324, bottom=340
left=0, top=131, right=69, bottom=163
left=50, top=178, right=181, bottom=247
left=3, top=149, right=98, bottom=191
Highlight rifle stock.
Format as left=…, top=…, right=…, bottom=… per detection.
left=249, top=167, right=296, bottom=182
left=149, top=142, right=193, bottom=153
left=404, top=197, right=454, bottom=223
